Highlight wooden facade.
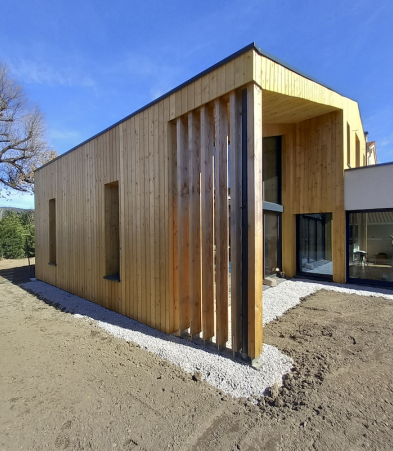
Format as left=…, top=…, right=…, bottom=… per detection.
left=35, top=43, right=366, bottom=361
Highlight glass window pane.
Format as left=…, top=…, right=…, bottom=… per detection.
left=264, top=212, right=279, bottom=277
left=263, top=137, right=280, bottom=204
left=348, top=211, right=393, bottom=282
left=298, top=213, right=333, bottom=276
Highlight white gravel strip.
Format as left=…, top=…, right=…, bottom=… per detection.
left=23, top=281, right=292, bottom=399
left=22, top=279, right=393, bottom=399
left=263, top=278, right=393, bottom=325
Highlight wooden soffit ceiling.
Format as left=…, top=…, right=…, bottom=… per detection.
left=262, top=90, right=340, bottom=124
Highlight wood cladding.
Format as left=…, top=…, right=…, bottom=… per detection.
left=35, top=46, right=366, bottom=361
left=264, top=111, right=347, bottom=283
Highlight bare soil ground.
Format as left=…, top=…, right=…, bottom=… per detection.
left=1, top=259, right=393, bottom=450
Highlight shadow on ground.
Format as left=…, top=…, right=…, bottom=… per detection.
left=0, top=263, right=35, bottom=285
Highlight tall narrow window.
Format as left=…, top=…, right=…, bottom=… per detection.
left=263, top=136, right=282, bottom=204
left=49, top=198, right=56, bottom=264
left=355, top=134, right=360, bottom=167
left=104, top=181, right=120, bottom=281
left=347, top=123, right=351, bottom=167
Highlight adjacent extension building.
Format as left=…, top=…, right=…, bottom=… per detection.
left=35, top=43, right=392, bottom=363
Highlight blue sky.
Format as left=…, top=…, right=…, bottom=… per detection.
left=1, top=0, right=392, bottom=209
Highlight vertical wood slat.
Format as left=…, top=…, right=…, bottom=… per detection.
left=143, top=110, right=149, bottom=325
left=188, top=111, right=202, bottom=336
left=247, top=83, right=263, bottom=360
left=229, top=91, right=242, bottom=354
left=149, top=107, right=155, bottom=328
left=200, top=106, right=215, bottom=341
left=135, top=115, right=142, bottom=322
left=214, top=99, right=229, bottom=347
left=119, top=124, right=126, bottom=315
left=128, top=118, right=135, bottom=319
left=177, top=116, right=190, bottom=331
left=158, top=102, right=166, bottom=332
left=167, top=118, right=179, bottom=333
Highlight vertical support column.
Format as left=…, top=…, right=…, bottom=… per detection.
left=229, top=91, right=243, bottom=354
left=247, top=83, right=263, bottom=361
left=200, top=106, right=215, bottom=341
left=214, top=99, right=229, bottom=348
left=188, top=111, right=202, bottom=336
left=177, top=116, right=190, bottom=331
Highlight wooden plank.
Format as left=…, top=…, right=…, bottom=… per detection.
left=158, top=101, right=166, bottom=332
left=225, top=59, right=235, bottom=93
left=194, top=78, right=202, bottom=109
left=127, top=118, right=134, bottom=318
left=200, top=106, right=215, bottom=340
left=188, top=110, right=202, bottom=336
left=149, top=107, right=155, bottom=328
left=153, top=103, right=161, bottom=329
left=187, top=83, right=195, bottom=112
left=209, top=70, right=217, bottom=102
left=119, top=123, right=126, bottom=315
left=201, top=74, right=210, bottom=106
left=229, top=90, right=242, bottom=353
left=214, top=98, right=229, bottom=347
left=135, top=114, right=142, bottom=322
left=234, top=54, right=245, bottom=89
left=177, top=115, right=190, bottom=331
left=217, top=65, right=226, bottom=98
left=141, top=111, right=148, bottom=323
left=246, top=83, right=263, bottom=360
left=167, top=117, right=179, bottom=333
left=334, top=110, right=345, bottom=283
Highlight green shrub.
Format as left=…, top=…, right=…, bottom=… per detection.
left=24, top=223, right=35, bottom=259
left=0, top=211, right=35, bottom=259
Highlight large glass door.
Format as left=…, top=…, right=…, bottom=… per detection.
left=264, top=211, right=281, bottom=277
left=297, top=213, right=333, bottom=278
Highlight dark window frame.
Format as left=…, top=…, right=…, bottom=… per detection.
left=262, top=136, right=283, bottom=278
left=346, top=208, right=393, bottom=289
left=296, top=213, right=333, bottom=281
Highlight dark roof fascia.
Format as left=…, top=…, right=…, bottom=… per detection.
left=345, top=161, right=393, bottom=172
left=36, top=42, right=348, bottom=173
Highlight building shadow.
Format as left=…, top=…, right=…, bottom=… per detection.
left=20, top=280, right=259, bottom=371
left=0, top=263, right=35, bottom=285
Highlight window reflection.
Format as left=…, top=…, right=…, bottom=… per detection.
left=298, top=213, right=333, bottom=277
left=349, top=211, right=393, bottom=282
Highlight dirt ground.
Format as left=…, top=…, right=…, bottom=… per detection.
left=1, top=260, right=393, bottom=450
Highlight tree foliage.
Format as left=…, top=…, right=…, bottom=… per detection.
left=0, top=210, right=35, bottom=259
left=0, top=63, right=57, bottom=195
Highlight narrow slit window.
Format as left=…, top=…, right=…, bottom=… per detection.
left=104, top=181, right=120, bottom=281
left=49, top=198, right=56, bottom=264
left=355, top=134, right=360, bottom=167
left=347, top=123, right=350, bottom=167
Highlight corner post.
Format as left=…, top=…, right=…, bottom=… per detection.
left=247, top=83, right=263, bottom=361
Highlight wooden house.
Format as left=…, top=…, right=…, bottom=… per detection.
left=35, top=43, right=366, bottom=363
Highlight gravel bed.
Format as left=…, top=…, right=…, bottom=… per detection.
left=22, top=279, right=393, bottom=399
left=263, top=278, right=393, bottom=325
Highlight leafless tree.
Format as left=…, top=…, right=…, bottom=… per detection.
left=0, top=63, right=57, bottom=195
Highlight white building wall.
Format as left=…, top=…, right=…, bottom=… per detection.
left=345, top=163, right=393, bottom=211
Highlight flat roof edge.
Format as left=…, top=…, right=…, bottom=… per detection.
left=345, top=161, right=393, bottom=172
left=36, top=42, right=349, bottom=173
